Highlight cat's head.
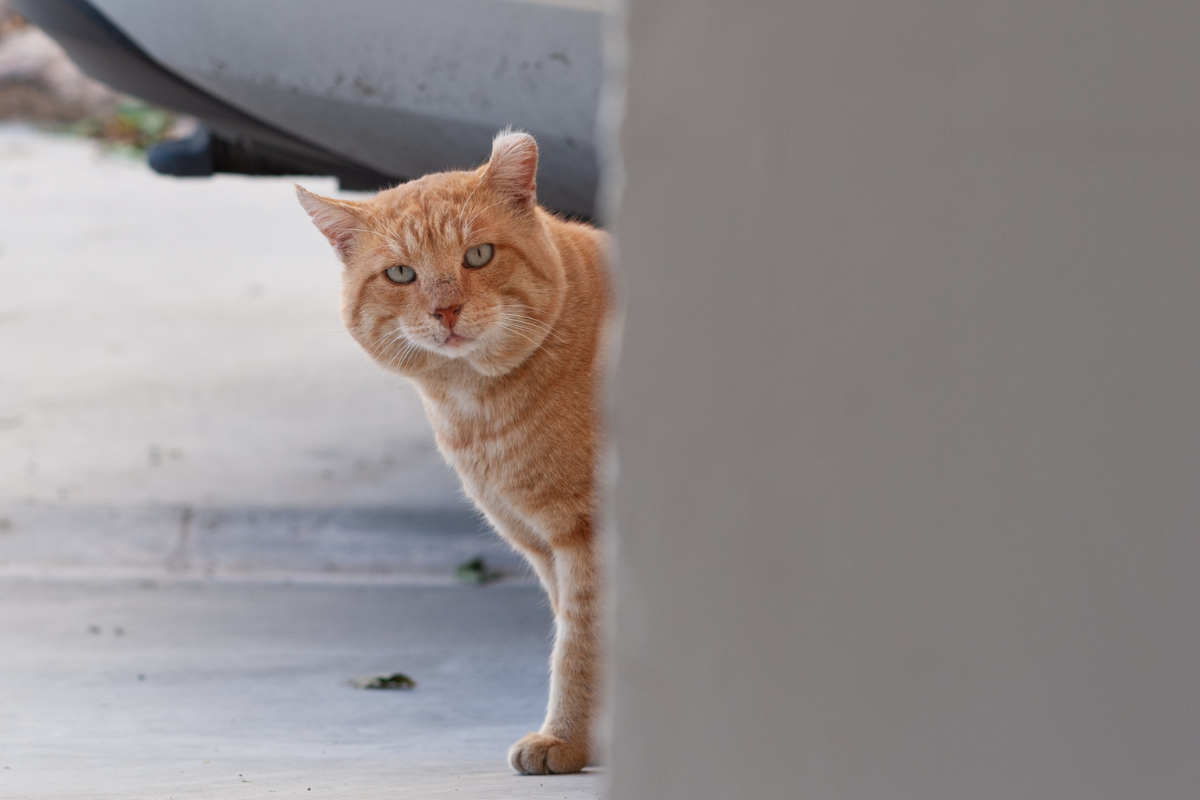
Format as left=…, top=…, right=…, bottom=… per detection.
left=297, top=131, right=565, bottom=379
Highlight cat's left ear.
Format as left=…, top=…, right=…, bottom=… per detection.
left=485, top=130, right=538, bottom=208
left=296, top=185, right=362, bottom=259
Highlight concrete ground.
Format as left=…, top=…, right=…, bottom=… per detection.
left=0, top=123, right=526, bottom=582
left=0, top=127, right=601, bottom=797
left=0, top=124, right=456, bottom=517
left=0, top=578, right=600, bottom=799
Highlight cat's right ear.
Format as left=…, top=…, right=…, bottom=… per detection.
left=296, top=186, right=361, bottom=259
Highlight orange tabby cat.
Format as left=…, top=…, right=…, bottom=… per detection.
left=297, top=131, right=608, bottom=775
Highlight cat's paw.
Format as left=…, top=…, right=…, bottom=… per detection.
left=508, top=732, right=588, bottom=775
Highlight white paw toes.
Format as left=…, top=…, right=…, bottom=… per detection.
left=508, top=732, right=588, bottom=775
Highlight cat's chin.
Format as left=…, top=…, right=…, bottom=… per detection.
left=428, top=336, right=480, bottom=360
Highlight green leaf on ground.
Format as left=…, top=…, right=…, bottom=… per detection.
left=349, top=673, right=416, bottom=690
left=455, top=556, right=502, bottom=585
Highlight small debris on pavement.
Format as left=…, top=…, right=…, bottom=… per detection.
left=348, top=672, right=416, bottom=690
left=455, top=556, right=501, bottom=585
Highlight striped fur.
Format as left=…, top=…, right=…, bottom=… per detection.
left=298, top=132, right=609, bottom=775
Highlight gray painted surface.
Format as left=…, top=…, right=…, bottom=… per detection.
left=91, top=0, right=605, bottom=215
left=606, top=2, right=1200, bottom=798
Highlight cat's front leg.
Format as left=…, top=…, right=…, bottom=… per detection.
left=508, top=525, right=598, bottom=775
left=482, top=507, right=560, bottom=615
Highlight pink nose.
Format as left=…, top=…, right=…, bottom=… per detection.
left=433, top=304, right=463, bottom=329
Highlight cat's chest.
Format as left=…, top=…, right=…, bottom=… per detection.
left=422, top=388, right=529, bottom=486
left=423, top=387, right=515, bottom=453
left=416, top=378, right=594, bottom=517
left=436, top=387, right=484, bottom=420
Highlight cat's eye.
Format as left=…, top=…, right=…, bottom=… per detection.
left=464, top=243, right=493, bottom=269
left=385, top=265, right=416, bottom=284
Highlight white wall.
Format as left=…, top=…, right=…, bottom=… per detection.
left=606, top=2, right=1200, bottom=798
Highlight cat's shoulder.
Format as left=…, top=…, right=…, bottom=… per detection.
left=541, top=212, right=610, bottom=258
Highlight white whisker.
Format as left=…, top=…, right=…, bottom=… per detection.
left=463, top=200, right=507, bottom=233
left=493, top=321, right=544, bottom=348
left=457, top=173, right=487, bottom=235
